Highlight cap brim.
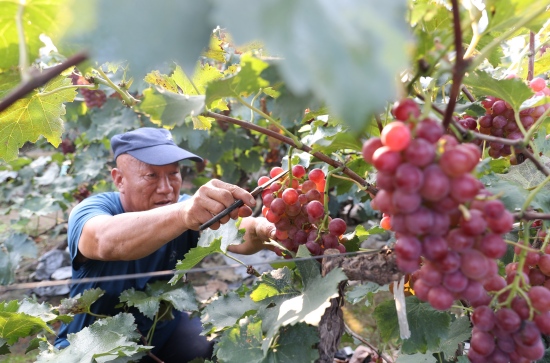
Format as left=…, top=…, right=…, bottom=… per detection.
left=128, top=144, right=203, bottom=165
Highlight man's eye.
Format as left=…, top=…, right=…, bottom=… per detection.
left=147, top=174, right=156, bottom=178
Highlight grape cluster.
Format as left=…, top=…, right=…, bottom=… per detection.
left=479, top=77, right=550, bottom=158
left=468, top=288, right=550, bottom=363
left=69, top=73, right=107, bottom=109
left=364, top=100, right=513, bottom=310
left=258, top=166, right=347, bottom=256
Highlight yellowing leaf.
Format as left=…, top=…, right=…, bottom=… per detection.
left=202, top=34, right=227, bottom=62
left=143, top=70, right=178, bottom=92
left=172, top=63, right=225, bottom=95
left=0, top=71, right=76, bottom=162
left=191, top=115, right=214, bottom=130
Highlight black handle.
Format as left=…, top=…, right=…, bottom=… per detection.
left=199, top=199, right=245, bottom=231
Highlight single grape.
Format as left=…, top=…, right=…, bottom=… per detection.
left=328, top=218, right=347, bottom=236
left=282, top=188, right=299, bottom=205
left=528, top=286, right=550, bottom=313
left=394, top=235, right=422, bottom=260
left=258, top=176, right=270, bottom=186
left=460, top=249, right=489, bottom=280
left=392, top=99, right=420, bottom=121
left=306, top=200, right=325, bottom=220
left=419, top=164, right=450, bottom=202
left=372, top=146, right=402, bottom=173
left=291, top=165, right=306, bottom=178
left=459, top=209, right=487, bottom=236
left=403, top=138, right=435, bottom=167
left=270, top=166, right=284, bottom=178
left=495, top=308, right=521, bottom=333
left=308, top=168, right=325, bottom=184
left=530, top=77, right=547, bottom=92
left=472, top=305, right=496, bottom=331
left=415, top=118, right=444, bottom=143
left=470, top=329, right=496, bottom=356
left=362, top=137, right=384, bottom=164
left=427, top=286, right=454, bottom=310
left=381, top=121, right=411, bottom=152
left=270, top=198, right=286, bottom=215
left=394, top=163, right=424, bottom=193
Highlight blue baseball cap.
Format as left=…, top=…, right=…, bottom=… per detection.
left=111, top=128, right=203, bottom=165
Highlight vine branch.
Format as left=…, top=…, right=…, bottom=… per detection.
left=205, top=111, right=378, bottom=195
left=0, top=51, right=89, bottom=112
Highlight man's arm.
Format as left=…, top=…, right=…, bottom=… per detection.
left=78, top=180, right=256, bottom=261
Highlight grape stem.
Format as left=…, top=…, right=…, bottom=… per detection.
left=37, top=84, right=99, bottom=97
left=205, top=111, right=378, bottom=195
left=441, top=0, right=469, bottom=130
left=222, top=251, right=260, bottom=277
left=527, top=31, right=536, bottom=82
left=502, top=222, right=531, bottom=307
left=504, top=239, right=540, bottom=254
left=93, top=68, right=140, bottom=107
left=16, top=0, right=30, bottom=82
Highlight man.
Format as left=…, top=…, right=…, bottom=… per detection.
left=54, top=127, right=275, bottom=362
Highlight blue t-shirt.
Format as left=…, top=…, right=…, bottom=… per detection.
left=54, top=192, right=199, bottom=353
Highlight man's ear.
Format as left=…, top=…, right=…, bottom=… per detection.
left=111, top=168, right=124, bottom=192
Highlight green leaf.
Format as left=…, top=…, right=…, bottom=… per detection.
left=437, top=316, right=471, bottom=359
left=250, top=267, right=299, bottom=302
left=215, top=316, right=265, bottom=363
left=137, top=87, right=205, bottom=129
left=0, top=310, right=52, bottom=345
left=211, top=0, right=410, bottom=131
left=65, top=1, right=214, bottom=79
left=0, top=233, right=37, bottom=285
left=0, top=71, right=76, bottom=161
left=302, top=123, right=362, bottom=154
left=0, top=0, right=72, bottom=69
left=462, top=71, right=533, bottom=111
left=198, top=219, right=246, bottom=252
left=261, top=268, right=347, bottom=354
left=120, top=280, right=197, bottom=320
left=396, top=352, right=437, bottom=363
left=57, top=288, right=105, bottom=315
left=201, top=291, right=256, bottom=331
left=263, top=323, right=319, bottom=362
left=205, top=54, right=270, bottom=106
left=373, top=296, right=451, bottom=354
left=18, top=300, right=58, bottom=323
left=35, top=313, right=150, bottom=362
left=175, top=238, right=223, bottom=272
left=345, top=282, right=389, bottom=307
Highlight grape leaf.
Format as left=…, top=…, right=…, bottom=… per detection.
left=205, top=54, right=270, bottom=107
left=0, top=0, right=72, bottom=69
left=211, top=0, right=409, bottom=132
left=250, top=267, right=299, bottom=302
left=35, top=313, right=150, bottom=363
left=345, top=281, right=389, bottom=307
left=18, top=300, right=58, bottom=323
left=0, top=233, right=37, bottom=285
left=373, top=296, right=451, bottom=354
left=119, top=280, right=197, bottom=320
left=263, top=323, right=319, bottom=363
left=137, top=88, right=205, bottom=128
left=396, top=352, right=437, bottom=363
left=215, top=316, right=265, bottom=363
left=198, top=219, right=246, bottom=252
left=261, top=268, right=347, bottom=354
left=302, top=123, right=362, bottom=154
left=201, top=291, right=257, bottom=331
left=437, top=316, right=471, bottom=359
left=0, top=310, right=52, bottom=345
left=462, top=71, right=533, bottom=112
left=57, top=288, right=105, bottom=315
left=64, top=0, right=214, bottom=79
left=0, top=71, right=76, bottom=162
left=143, top=71, right=179, bottom=93
left=175, top=238, right=223, bottom=272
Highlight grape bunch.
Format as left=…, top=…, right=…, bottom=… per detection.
left=258, top=166, right=347, bottom=256
left=364, top=102, right=513, bottom=310
left=478, top=77, right=550, bottom=158
left=69, top=73, right=107, bottom=109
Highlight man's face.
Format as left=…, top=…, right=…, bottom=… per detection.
left=112, top=154, right=183, bottom=212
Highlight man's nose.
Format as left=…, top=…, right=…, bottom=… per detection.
left=157, top=175, right=173, bottom=193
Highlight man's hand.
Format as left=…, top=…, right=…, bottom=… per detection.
left=179, top=179, right=256, bottom=231
left=228, top=217, right=276, bottom=255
